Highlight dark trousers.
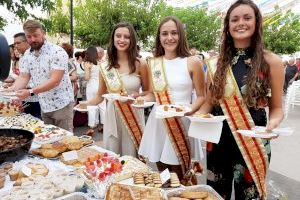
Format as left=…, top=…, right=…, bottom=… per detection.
left=23, top=101, right=41, bottom=119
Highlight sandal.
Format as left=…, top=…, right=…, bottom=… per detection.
left=85, top=129, right=95, bottom=136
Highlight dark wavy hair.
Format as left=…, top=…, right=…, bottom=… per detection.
left=211, top=0, right=270, bottom=107
left=154, top=16, right=190, bottom=57
left=107, top=22, right=139, bottom=73
left=85, top=46, right=98, bottom=65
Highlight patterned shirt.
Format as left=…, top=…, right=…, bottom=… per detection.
left=20, top=41, right=74, bottom=113
left=18, top=56, right=39, bottom=103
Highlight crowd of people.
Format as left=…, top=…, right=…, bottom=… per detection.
left=2, top=0, right=293, bottom=199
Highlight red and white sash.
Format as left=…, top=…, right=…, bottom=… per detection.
left=207, top=57, right=269, bottom=199
left=148, top=57, right=191, bottom=174
left=100, top=62, right=143, bottom=150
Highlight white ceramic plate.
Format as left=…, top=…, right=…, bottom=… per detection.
left=236, top=129, right=278, bottom=138
left=131, top=101, right=156, bottom=108
left=102, top=93, right=135, bottom=101
left=156, top=104, right=191, bottom=118
left=187, top=115, right=226, bottom=123
left=73, top=106, right=87, bottom=112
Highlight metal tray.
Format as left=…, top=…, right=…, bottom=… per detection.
left=163, top=184, right=224, bottom=200
left=55, top=192, right=90, bottom=200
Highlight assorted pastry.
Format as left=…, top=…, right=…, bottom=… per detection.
left=1, top=172, right=84, bottom=200
left=193, top=112, right=214, bottom=118
left=60, top=147, right=103, bottom=167
left=163, top=105, right=185, bottom=112
left=133, top=96, right=145, bottom=105
left=33, top=125, right=70, bottom=144
left=0, top=101, right=23, bottom=117
left=31, top=135, right=93, bottom=159
left=0, top=114, right=43, bottom=131
left=8, top=163, right=49, bottom=186
left=114, top=155, right=151, bottom=182
left=133, top=172, right=162, bottom=188
left=0, top=162, right=13, bottom=189
left=106, top=183, right=163, bottom=200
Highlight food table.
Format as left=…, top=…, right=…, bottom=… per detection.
left=0, top=110, right=223, bottom=200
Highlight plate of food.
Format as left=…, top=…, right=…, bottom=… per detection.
left=131, top=97, right=156, bottom=108
left=73, top=101, right=88, bottom=112
left=187, top=113, right=226, bottom=123
left=102, top=93, right=135, bottom=102
left=33, top=125, right=72, bottom=145
left=237, top=126, right=294, bottom=138
left=156, top=104, right=191, bottom=118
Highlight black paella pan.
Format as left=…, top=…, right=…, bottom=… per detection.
left=0, top=128, right=34, bottom=164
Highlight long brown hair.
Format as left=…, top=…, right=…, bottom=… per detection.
left=85, top=46, right=98, bottom=65
left=107, top=22, right=139, bottom=73
left=154, top=16, right=190, bottom=57
left=211, top=0, right=270, bottom=107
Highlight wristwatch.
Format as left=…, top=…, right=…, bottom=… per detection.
left=28, top=89, right=35, bottom=96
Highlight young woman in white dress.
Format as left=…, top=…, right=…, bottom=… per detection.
left=86, top=22, right=150, bottom=157
left=138, top=16, right=206, bottom=181
left=82, top=46, right=105, bottom=136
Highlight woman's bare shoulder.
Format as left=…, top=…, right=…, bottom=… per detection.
left=263, top=50, right=282, bottom=68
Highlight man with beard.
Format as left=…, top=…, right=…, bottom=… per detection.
left=13, top=32, right=41, bottom=118
left=12, top=20, right=74, bottom=131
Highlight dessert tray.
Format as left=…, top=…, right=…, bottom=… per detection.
left=156, top=104, right=191, bottom=118
left=0, top=101, right=23, bottom=117
left=105, top=183, right=163, bottom=200
left=0, top=157, right=83, bottom=200
left=164, top=184, right=223, bottom=200
left=33, top=125, right=73, bottom=144
left=31, top=136, right=94, bottom=160
left=0, top=114, right=43, bottom=131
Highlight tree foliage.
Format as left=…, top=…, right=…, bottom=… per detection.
left=162, top=7, right=222, bottom=51
left=41, top=0, right=70, bottom=35
left=74, top=0, right=166, bottom=48
left=263, top=8, right=300, bottom=54
left=0, top=0, right=54, bottom=29
left=44, top=1, right=300, bottom=54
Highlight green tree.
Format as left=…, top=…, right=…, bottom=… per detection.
left=162, top=7, right=222, bottom=51
left=0, top=0, right=54, bottom=30
left=263, top=8, right=300, bottom=54
left=41, top=0, right=70, bottom=41
left=74, top=0, right=166, bottom=48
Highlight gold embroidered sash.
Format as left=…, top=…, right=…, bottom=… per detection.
left=100, top=62, right=143, bottom=150
left=148, top=57, right=191, bottom=174
left=207, top=57, right=268, bottom=199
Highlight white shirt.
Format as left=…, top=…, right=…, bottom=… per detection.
left=20, top=41, right=74, bottom=113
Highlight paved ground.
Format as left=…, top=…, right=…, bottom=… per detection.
left=74, top=97, right=300, bottom=199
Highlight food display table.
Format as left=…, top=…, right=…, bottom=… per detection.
left=0, top=114, right=223, bottom=200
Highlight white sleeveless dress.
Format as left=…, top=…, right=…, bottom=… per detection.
left=86, top=64, right=106, bottom=127
left=103, top=72, right=145, bottom=157
left=138, top=57, right=203, bottom=165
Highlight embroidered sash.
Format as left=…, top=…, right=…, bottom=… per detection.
left=207, top=57, right=268, bottom=199
left=148, top=57, right=191, bottom=174
left=100, top=62, right=143, bottom=150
